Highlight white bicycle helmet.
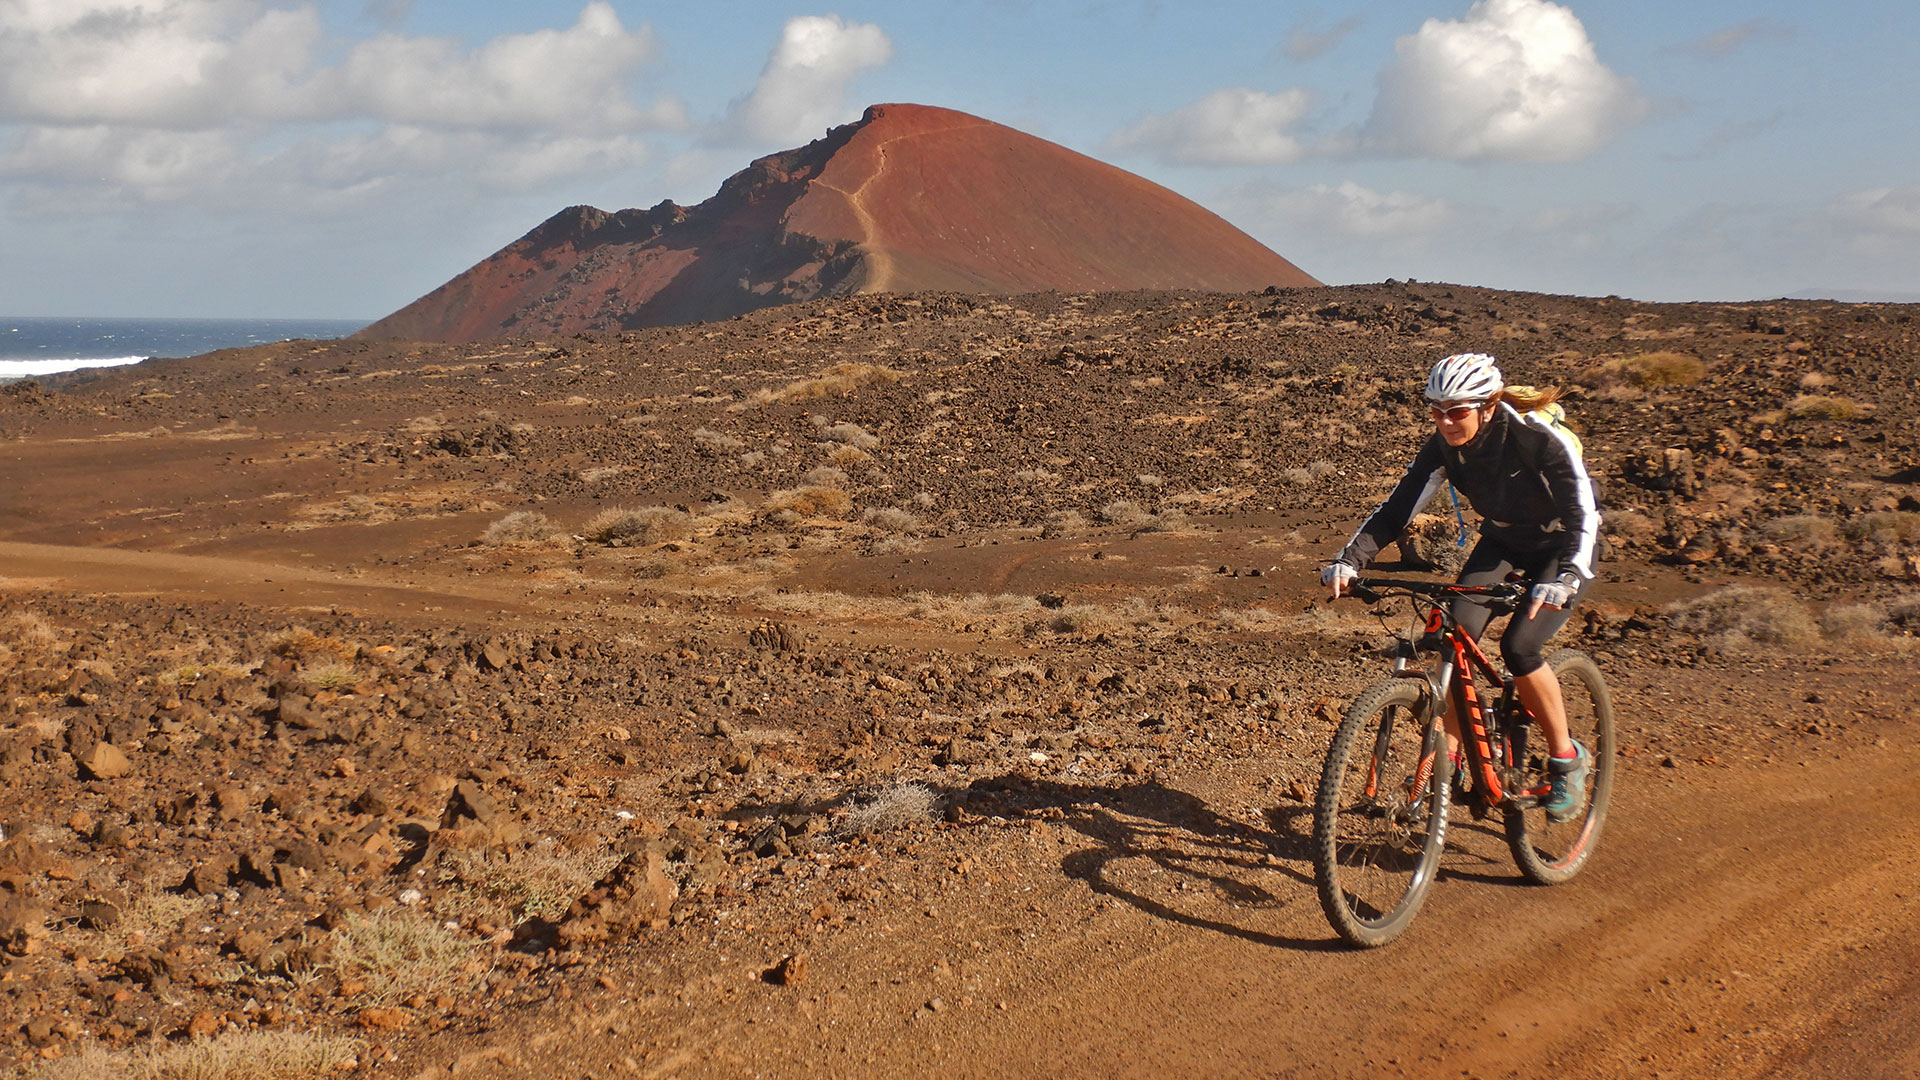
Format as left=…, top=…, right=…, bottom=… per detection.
left=1425, top=352, right=1504, bottom=404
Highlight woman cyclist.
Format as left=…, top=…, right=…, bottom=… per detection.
left=1321, top=352, right=1602, bottom=821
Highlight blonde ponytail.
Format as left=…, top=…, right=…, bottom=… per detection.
left=1494, top=384, right=1566, bottom=411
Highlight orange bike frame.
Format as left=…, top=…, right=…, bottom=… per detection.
left=1428, top=604, right=1545, bottom=806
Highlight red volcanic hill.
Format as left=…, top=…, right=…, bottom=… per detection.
left=358, top=103, right=1318, bottom=343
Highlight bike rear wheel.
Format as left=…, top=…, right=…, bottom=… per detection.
left=1312, top=679, right=1451, bottom=948
left=1504, top=650, right=1615, bottom=884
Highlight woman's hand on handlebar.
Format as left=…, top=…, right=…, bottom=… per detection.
left=1321, top=562, right=1358, bottom=600
left=1526, top=577, right=1575, bottom=618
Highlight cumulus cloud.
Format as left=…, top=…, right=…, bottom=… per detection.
left=1260, top=180, right=1458, bottom=238
left=0, top=1, right=679, bottom=203
left=1283, top=15, right=1363, bottom=62
left=1821, top=186, right=1920, bottom=256
left=1363, top=0, right=1646, bottom=163
left=333, top=4, right=676, bottom=134
left=0, top=1, right=674, bottom=132
left=1110, top=88, right=1315, bottom=165
left=725, top=15, right=892, bottom=144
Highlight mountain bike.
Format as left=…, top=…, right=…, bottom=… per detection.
left=1310, top=577, right=1615, bottom=948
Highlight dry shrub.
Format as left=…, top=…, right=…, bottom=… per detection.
left=269, top=628, right=356, bottom=664
left=95, top=891, right=214, bottom=961
left=839, top=782, right=938, bottom=836
left=481, top=510, right=556, bottom=546
left=1798, top=371, right=1832, bottom=389
left=0, top=611, right=60, bottom=648
left=864, top=507, right=922, bottom=533
left=583, top=506, right=692, bottom=546
left=37, top=1030, right=362, bottom=1080
left=1136, top=474, right=1163, bottom=489
left=1762, top=514, right=1837, bottom=547
left=1607, top=351, right=1707, bottom=388
left=762, top=486, right=853, bottom=520
left=329, top=907, right=484, bottom=1005
left=1100, top=500, right=1153, bottom=527
left=432, top=840, right=624, bottom=926
left=910, top=492, right=936, bottom=509
left=158, top=661, right=252, bottom=689
left=1885, top=594, right=1920, bottom=631
left=1788, top=394, right=1865, bottom=421
left=1820, top=604, right=1893, bottom=648
left=739, top=362, right=908, bottom=408
left=692, top=427, right=745, bottom=453
left=301, top=662, right=359, bottom=693
left=1013, top=469, right=1061, bottom=486
left=826, top=443, right=872, bottom=467
left=1041, top=510, right=1087, bottom=539
left=1667, top=587, right=1820, bottom=651
left=1842, top=511, right=1920, bottom=544
left=819, top=421, right=880, bottom=449
left=803, top=465, right=849, bottom=487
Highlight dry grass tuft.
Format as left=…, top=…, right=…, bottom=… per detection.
left=583, top=506, right=693, bottom=546
left=329, top=907, right=484, bottom=1005
left=269, top=628, right=357, bottom=665
left=826, top=443, right=872, bottom=466
left=1762, top=514, right=1838, bottom=546
left=1667, top=587, right=1820, bottom=651
left=692, top=427, right=745, bottom=453
left=762, top=486, right=854, bottom=521
left=1842, top=511, right=1920, bottom=544
left=818, top=421, right=880, bottom=449
left=1040, top=510, right=1087, bottom=539
left=738, top=363, right=908, bottom=409
left=37, top=1030, right=362, bottom=1080
left=863, top=507, right=922, bottom=534
left=839, top=782, right=939, bottom=836
left=1788, top=394, right=1866, bottom=421
left=481, top=510, right=558, bottom=546
left=433, top=840, right=625, bottom=926
left=1606, top=351, right=1708, bottom=388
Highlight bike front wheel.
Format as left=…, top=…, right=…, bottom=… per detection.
left=1505, top=650, right=1615, bottom=884
left=1312, top=678, right=1451, bottom=948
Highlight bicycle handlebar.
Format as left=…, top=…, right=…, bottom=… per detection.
left=1348, top=577, right=1529, bottom=612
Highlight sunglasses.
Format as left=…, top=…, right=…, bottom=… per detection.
left=1429, top=402, right=1487, bottom=422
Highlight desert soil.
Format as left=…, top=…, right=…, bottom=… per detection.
left=2, top=282, right=1918, bottom=1078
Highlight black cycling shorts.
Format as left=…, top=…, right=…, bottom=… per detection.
left=1450, top=537, right=1591, bottom=678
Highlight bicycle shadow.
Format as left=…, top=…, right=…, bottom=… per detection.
left=944, top=774, right=1344, bottom=953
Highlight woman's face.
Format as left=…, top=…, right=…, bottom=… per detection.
left=1431, top=400, right=1495, bottom=447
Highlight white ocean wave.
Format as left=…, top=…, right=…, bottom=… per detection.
left=0, top=355, right=148, bottom=378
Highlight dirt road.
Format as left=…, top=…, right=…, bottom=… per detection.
left=398, top=667, right=1920, bottom=1080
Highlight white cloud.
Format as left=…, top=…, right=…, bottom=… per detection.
left=1363, top=0, right=1646, bottom=163
left=1110, top=88, right=1314, bottom=165
left=334, top=4, right=677, bottom=134
left=725, top=15, right=892, bottom=144
left=0, top=1, right=674, bottom=133
left=0, top=1, right=679, bottom=204
left=0, top=0, right=326, bottom=127
left=1278, top=181, right=1456, bottom=238
left=1821, top=186, right=1920, bottom=255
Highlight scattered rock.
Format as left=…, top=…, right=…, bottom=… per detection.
left=75, top=742, right=133, bottom=780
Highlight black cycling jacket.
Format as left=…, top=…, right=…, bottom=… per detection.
left=1336, top=402, right=1601, bottom=580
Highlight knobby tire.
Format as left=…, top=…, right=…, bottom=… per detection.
left=1504, top=650, right=1615, bottom=884
left=1312, top=679, right=1451, bottom=948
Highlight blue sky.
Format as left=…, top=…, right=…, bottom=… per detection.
left=2, top=0, right=1917, bottom=318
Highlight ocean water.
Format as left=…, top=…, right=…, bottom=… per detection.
left=0, top=316, right=369, bottom=380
